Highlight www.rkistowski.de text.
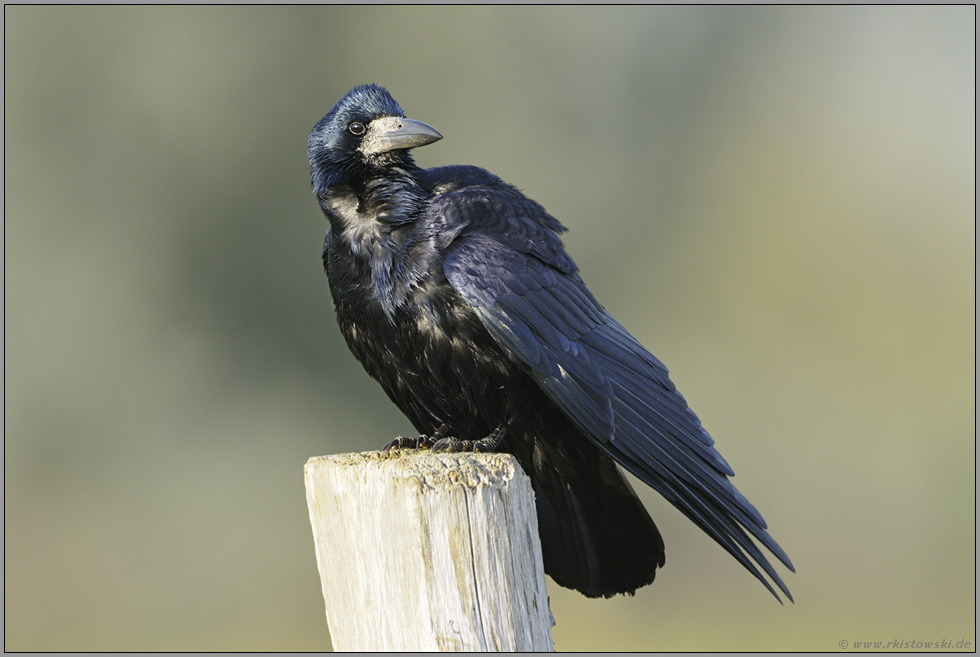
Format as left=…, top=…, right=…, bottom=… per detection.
left=840, top=639, right=972, bottom=650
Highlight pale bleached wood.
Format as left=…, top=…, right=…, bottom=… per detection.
left=304, top=450, right=555, bottom=652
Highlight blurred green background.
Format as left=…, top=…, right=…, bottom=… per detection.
left=4, top=6, right=974, bottom=651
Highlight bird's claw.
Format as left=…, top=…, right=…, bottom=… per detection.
left=383, top=423, right=451, bottom=452
left=430, top=436, right=465, bottom=452
left=383, top=434, right=435, bottom=452
left=386, top=424, right=507, bottom=453
left=430, top=425, right=507, bottom=454
left=382, top=436, right=411, bottom=452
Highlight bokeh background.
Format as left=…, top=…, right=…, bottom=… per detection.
left=5, top=6, right=975, bottom=651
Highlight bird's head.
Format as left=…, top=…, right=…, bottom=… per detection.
left=308, top=84, right=442, bottom=193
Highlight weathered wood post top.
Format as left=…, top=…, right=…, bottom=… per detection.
left=304, top=450, right=555, bottom=652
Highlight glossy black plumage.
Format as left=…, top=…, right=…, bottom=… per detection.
left=308, top=84, right=794, bottom=600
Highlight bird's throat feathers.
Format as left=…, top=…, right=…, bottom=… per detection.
left=321, top=170, right=443, bottom=321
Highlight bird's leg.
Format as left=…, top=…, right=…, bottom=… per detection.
left=383, top=424, right=449, bottom=452
left=431, top=424, right=507, bottom=454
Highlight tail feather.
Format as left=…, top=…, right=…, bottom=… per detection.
left=527, top=437, right=664, bottom=598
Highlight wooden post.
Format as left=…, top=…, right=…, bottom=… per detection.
left=304, top=450, right=555, bottom=652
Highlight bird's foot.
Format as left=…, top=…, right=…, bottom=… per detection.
left=382, top=435, right=430, bottom=451
left=431, top=425, right=507, bottom=453
left=383, top=424, right=449, bottom=452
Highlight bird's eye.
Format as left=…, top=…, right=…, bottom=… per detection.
left=348, top=122, right=366, bottom=136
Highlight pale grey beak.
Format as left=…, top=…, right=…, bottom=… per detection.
left=360, top=116, right=442, bottom=155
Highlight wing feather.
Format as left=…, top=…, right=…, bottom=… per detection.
left=445, top=232, right=794, bottom=601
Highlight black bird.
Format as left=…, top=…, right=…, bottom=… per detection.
left=308, top=84, right=794, bottom=601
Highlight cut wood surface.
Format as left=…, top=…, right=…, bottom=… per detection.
left=304, top=450, right=555, bottom=652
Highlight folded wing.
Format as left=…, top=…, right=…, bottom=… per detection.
left=444, top=233, right=795, bottom=602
